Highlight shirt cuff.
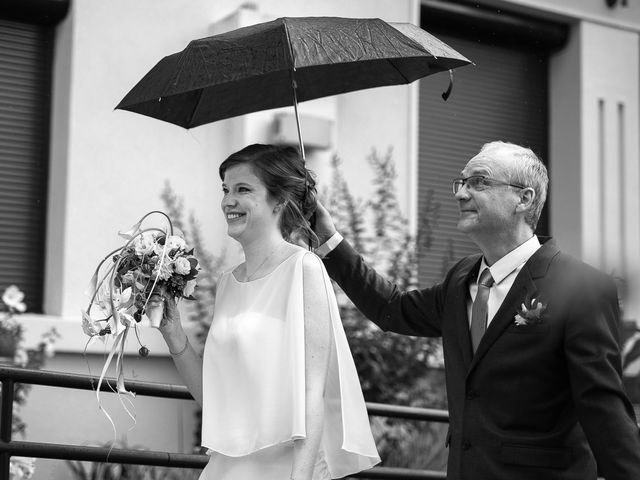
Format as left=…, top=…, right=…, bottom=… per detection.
left=315, top=232, right=343, bottom=258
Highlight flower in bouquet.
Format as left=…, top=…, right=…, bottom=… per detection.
left=111, top=232, right=199, bottom=309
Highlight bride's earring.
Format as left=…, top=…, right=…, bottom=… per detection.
left=274, top=201, right=285, bottom=214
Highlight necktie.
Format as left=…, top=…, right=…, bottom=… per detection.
left=470, top=268, right=494, bottom=353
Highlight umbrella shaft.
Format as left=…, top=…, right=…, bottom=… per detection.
left=289, top=72, right=305, bottom=161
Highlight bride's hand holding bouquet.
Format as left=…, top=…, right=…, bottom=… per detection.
left=145, top=287, right=188, bottom=355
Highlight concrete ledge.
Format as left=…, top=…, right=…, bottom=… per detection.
left=15, top=314, right=198, bottom=357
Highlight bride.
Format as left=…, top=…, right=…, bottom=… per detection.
left=148, top=144, right=380, bottom=480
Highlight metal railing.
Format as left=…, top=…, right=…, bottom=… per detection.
left=0, top=366, right=448, bottom=479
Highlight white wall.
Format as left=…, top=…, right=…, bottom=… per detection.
left=579, top=22, right=640, bottom=319
left=550, top=19, right=640, bottom=322
left=25, top=2, right=640, bottom=478
left=45, top=0, right=420, bottom=322
left=46, top=0, right=232, bottom=322
left=25, top=1, right=421, bottom=478
left=548, top=23, right=582, bottom=262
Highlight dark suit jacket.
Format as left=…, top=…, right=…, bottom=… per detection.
left=323, top=237, right=640, bottom=480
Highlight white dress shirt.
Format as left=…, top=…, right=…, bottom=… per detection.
left=469, top=235, right=541, bottom=327
left=315, top=231, right=344, bottom=258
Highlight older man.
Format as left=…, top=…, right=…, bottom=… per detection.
left=314, top=141, right=640, bottom=479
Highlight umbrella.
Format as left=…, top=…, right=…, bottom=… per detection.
left=116, top=16, right=472, bottom=158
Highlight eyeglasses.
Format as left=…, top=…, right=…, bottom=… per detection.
left=452, top=175, right=527, bottom=195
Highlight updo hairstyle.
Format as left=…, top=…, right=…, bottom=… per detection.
left=219, top=144, right=318, bottom=247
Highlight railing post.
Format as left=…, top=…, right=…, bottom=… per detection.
left=0, top=377, right=15, bottom=478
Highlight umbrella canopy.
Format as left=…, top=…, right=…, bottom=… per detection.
left=116, top=16, right=471, bottom=129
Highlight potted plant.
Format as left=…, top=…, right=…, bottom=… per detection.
left=0, top=286, right=26, bottom=362
left=0, top=285, right=59, bottom=479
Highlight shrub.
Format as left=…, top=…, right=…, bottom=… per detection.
left=322, top=149, right=448, bottom=470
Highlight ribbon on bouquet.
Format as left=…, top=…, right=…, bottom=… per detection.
left=92, top=326, right=136, bottom=452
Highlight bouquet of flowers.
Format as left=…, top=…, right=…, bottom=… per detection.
left=81, top=211, right=199, bottom=430
left=82, top=210, right=199, bottom=347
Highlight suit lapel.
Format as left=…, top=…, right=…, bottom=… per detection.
left=467, top=239, right=560, bottom=374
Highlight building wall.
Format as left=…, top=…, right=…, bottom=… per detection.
left=22, top=1, right=420, bottom=479
left=15, top=1, right=640, bottom=478
left=547, top=13, right=640, bottom=320
left=44, top=0, right=420, bottom=321
left=581, top=22, right=640, bottom=319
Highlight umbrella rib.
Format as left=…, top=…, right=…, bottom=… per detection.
left=282, top=17, right=297, bottom=69
left=282, top=18, right=306, bottom=160
left=386, top=58, right=412, bottom=84
left=186, top=88, right=206, bottom=128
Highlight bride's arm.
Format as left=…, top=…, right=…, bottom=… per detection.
left=291, top=254, right=332, bottom=480
left=149, top=293, right=203, bottom=407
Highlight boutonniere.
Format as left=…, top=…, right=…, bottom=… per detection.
left=514, top=297, right=546, bottom=326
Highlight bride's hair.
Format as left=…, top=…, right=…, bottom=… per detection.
left=219, top=144, right=319, bottom=247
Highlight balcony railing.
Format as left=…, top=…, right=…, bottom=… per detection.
left=0, top=366, right=448, bottom=479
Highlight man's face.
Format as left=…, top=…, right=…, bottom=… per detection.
left=454, top=149, right=523, bottom=238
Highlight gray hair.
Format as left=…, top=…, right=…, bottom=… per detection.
left=479, top=141, right=548, bottom=230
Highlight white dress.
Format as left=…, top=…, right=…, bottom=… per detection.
left=199, top=247, right=380, bottom=479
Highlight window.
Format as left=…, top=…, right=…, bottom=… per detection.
left=417, top=2, right=566, bottom=286
left=0, top=18, right=53, bottom=312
